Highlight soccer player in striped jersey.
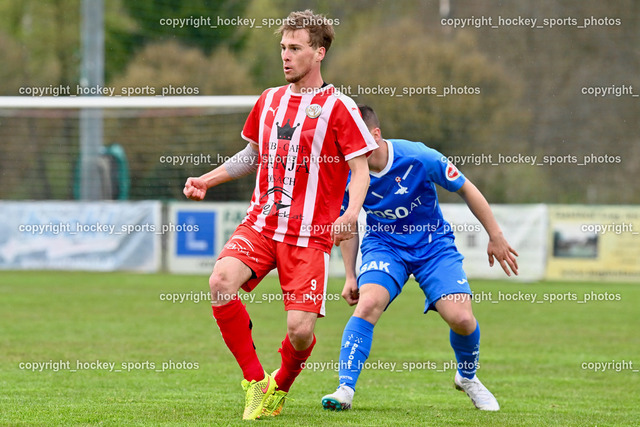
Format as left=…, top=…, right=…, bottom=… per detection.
left=183, top=10, right=377, bottom=420
left=321, top=105, right=518, bottom=412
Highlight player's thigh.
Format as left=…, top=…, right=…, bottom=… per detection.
left=413, top=240, right=471, bottom=314
left=358, top=243, right=410, bottom=308
left=214, top=223, right=277, bottom=293
left=276, top=244, right=329, bottom=317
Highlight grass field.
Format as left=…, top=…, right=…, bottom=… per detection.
left=1, top=271, right=638, bottom=426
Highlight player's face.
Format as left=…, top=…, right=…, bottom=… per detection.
left=280, top=30, right=324, bottom=84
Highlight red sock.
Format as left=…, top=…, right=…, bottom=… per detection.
left=212, top=298, right=264, bottom=381
left=274, top=334, right=316, bottom=392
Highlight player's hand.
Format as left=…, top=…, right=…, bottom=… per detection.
left=341, top=276, right=359, bottom=306
left=331, top=213, right=357, bottom=246
left=487, top=234, right=519, bottom=276
left=183, top=177, right=208, bottom=201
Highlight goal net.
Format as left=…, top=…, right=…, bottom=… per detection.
left=0, top=96, right=257, bottom=201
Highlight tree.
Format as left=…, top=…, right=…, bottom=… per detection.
left=121, top=0, right=248, bottom=55
left=325, top=18, right=532, bottom=202
left=451, top=1, right=640, bottom=203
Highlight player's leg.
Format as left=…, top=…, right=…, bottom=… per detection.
left=338, top=282, right=390, bottom=390
left=275, top=309, right=318, bottom=391
left=436, top=295, right=499, bottom=411
left=262, top=310, right=318, bottom=417
left=435, top=294, right=480, bottom=379
left=353, top=282, right=391, bottom=324
left=321, top=282, right=391, bottom=411
left=211, top=224, right=278, bottom=420
left=210, top=256, right=264, bottom=381
left=415, top=238, right=499, bottom=411
left=262, top=245, right=326, bottom=417
left=323, top=242, right=408, bottom=411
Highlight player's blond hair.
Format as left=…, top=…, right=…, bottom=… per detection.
left=276, top=10, right=335, bottom=53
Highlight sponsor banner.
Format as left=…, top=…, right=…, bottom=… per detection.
left=546, top=205, right=640, bottom=281
left=167, top=202, right=248, bottom=274
left=0, top=201, right=161, bottom=272
left=170, top=203, right=545, bottom=281
left=440, top=204, right=547, bottom=281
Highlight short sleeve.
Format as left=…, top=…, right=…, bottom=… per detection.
left=330, top=98, right=377, bottom=161
left=424, top=149, right=466, bottom=192
left=241, top=91, right=267, bottom=145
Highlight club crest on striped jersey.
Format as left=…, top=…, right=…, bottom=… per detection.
left=305, top=104, right=322, bottom=119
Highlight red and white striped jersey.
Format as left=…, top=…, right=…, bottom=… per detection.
left=240, top=83, right=377, bottom=253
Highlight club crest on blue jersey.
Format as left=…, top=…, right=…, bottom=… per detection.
left=445, top=162, right=461, bottom=181
left=394, top=177, right=408, bottom=195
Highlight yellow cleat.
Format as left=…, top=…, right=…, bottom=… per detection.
left=241, top=372, right=276, bottom=420
left=262, top=369, right=288, bottom=417
left=263, top=390, right=288, bottom=417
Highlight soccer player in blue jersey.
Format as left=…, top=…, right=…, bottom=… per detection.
left=321, top=105, right=518, bottom=412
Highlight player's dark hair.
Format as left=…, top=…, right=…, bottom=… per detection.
left=358, top=104, right=380, bottom=130
left=276, top=10, right=335, bottom=53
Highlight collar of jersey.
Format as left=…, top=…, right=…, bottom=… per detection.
left=286, top=83, right=334, bottom=96
left=370, top=139, right=394, bottom=178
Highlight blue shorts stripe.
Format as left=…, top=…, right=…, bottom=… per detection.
left=357, top=270, right=401, bottom=303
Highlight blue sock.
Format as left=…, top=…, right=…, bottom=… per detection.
left=338, top=316, right=374, bottom=391
left=450, top=323, right=480, bottom=379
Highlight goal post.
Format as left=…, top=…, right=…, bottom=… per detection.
left=0, top=96, right=258, bottom=201
left=0, top=96, right=258, bottom=109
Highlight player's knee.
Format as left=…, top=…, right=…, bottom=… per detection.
left=287, top=323, right=314, bottom=349
left=447, top=311, right=477, bottom=335
left=353, top=294, right=386, bottom=324
left=209, top=269, right=237, bottom=304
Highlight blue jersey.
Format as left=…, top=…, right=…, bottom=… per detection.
left=342, top=139, right=466, bottom=248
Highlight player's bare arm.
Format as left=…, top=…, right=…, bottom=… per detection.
left=183, top=168, right=231, bottom=201
left=456, top=180, right=519, bottom=276
left=183, top=142, right=259, bottom=201
left=332, top=154, right=369, bottom=246
left=340, top=229, right=360, bottom=305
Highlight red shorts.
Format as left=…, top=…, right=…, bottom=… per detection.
left=217, top=223, right=330, bottom=317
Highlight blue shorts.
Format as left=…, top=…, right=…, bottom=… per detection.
left=357, top=235, right=471, bottom=313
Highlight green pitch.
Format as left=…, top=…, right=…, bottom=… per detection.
left=1, top=271, right=638, bottom=426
